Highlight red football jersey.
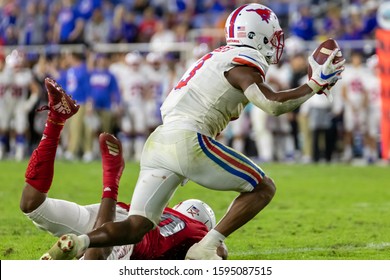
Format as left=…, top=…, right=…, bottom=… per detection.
left=130, top=207, right=209, bottom=260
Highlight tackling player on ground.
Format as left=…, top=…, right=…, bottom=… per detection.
left=20, top=78, right=226, bottom=260
left=42, top=3, right=344, bottom=260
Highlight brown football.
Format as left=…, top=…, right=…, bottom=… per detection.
left=308, top=38, right=343, bottom=94
left=308, top=38, right=343, bottom=78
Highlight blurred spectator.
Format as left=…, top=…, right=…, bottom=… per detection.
left=63, top=52, right=91, bottom=161
left=0, top=50, right=40, bottom=161
left=361, top=1, right=378, bottom=39
left=143, top=52, right=168, bottom=133
left=0, top=53, right=12, bottom=160
left=265, top=61, right=295, bottom=162
left=320, top=3, right=344, bottom=40
left=306, top=94, right=333, bottom=163
left=122, top=10, right=139, bottom=43
left=288, top=52, right=308, bottom=161
left=132, top=0, right=150, bottom=16
left=150, top=19, right=176, bottom=53
left=340, top=6, right=364, bottom=41
left=0, top=1, right=20, bottom=45
left=137, top=6, right=158, bottom=42
left=84, top=7, right=110, bottom=46
left=291, top=4, right=317, bottom=41
left=77, top=0, right=102, bottom=20
left=87, top=53, right=121, bottom=135
left=174, top=22, right=189, bottom=43
left=53, top=0, right=85, bottom=44
left=16, top=1, right=46, bottom=45
left=225, top=107, right=251, bottom=155
left=341, top=51, right=369, bottom=162
left=364, top=54, right=381, bottom=163
left=108, top=4, right=126, bottom=43
left=117, top=52, right=147, bottom=161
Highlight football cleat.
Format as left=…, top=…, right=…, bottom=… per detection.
left=37, top=78, right=80, bottom=124
left=185, top=243, right=222, bottom=260
left=40, top=234, right=80, bottom=260
left=99, top=133, right=125, bottom=194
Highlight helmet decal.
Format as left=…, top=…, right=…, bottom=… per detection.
left=246, top=8, right=272, bottom=23
left=173, top=199, right=216, bottom=230
left=228, top=4, right=248, bottom=38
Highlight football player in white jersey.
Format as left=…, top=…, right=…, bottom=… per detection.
left=341, top=51, right=369, bottom=162
left=116, top=52, right=147, bottom=161
left=43, top=3, right=345, bottom=260
left=143, top=52, right=169, bottom=133
left=0, top=54, right=12, bottom=160
left=0, top=50, right=40, bottom=161
left=364, top=54, right=381, bottom=163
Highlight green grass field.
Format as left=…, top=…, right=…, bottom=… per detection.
left=0, top=160, right=389, bottom=260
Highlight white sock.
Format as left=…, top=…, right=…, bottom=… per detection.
left=199, top=229, right=226, bottom=249
left=78, top=234, right=90, bottom=251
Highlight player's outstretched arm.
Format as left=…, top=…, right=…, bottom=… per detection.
left=226, top=49, right=344, bottom=116
left=226, top=65, right=314, bottom=116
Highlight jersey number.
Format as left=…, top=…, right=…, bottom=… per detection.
left=159, top=213, right=186, bottom=237
left=174, top=53, right=213, bottom=90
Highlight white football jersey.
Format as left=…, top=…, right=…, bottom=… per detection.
left=0, top=68, right=12, bottom=98
left=11, top=68, right=33, bottom=99
left=143, top=64, right=168, bottom=101
left=341, top=65, right=368, bottom=107
left=161, top=45, right=269, bottom=137
left=119, top=66, right=146, bottom=105
left=364, top=72, right=381, bottom=110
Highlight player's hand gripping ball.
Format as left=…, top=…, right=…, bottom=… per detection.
left=308, top=38, right=345, bottom=94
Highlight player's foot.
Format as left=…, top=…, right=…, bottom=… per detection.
left=99, top=133, right=124, bottom=199
left=185, top=243, right=222, bottom=260
left=40, top=234, right=83, bottom=260
left=37, top=78, right=80, bottom=124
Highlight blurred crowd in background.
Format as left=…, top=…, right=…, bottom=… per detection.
left=0, top=0, right=382, bottom=45
left=0, top=0, right=386, bottom=165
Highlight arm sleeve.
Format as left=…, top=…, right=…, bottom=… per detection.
left=244, top=83, right=314, bottom=116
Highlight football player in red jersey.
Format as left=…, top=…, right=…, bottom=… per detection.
left=20, top=78, right=227, bottom=260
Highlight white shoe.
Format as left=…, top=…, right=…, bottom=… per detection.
left=40, top=234, right=84, bottom=260
left=64, top=151, right=75, bottom=161
left=185, top=243, right=221, bottom=260
left=82, top=151, right=94, bottom=163
left=15, top=144, right=25, bottom=161
left=0, top=145, right=4, bottom=160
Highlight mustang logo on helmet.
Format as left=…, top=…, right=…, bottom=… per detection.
left=246, top=8, right=272, bottom=23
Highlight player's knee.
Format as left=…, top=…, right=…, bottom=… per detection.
left=258, top=176, right=276, bottom=203
left=126, top=215, right=154, bottom=243
left=19, top=184, right=46, bottom=214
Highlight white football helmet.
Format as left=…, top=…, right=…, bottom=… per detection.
left=225, top=3, right=284, bottom=64
left=173, top=199, right=216, bottom=231
left=146, top=52, right=164, bottom=64
left=6, top=49, right=25, bottom=69
left=125, top=51, right=142, bottom=65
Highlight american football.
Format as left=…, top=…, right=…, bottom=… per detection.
left=308, top=38, right=344, bottom=79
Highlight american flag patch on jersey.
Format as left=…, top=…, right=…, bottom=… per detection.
left=186, top=205, right=200, bottom=217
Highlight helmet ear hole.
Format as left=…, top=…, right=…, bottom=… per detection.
left=263, top=37, right=269, bottom=44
